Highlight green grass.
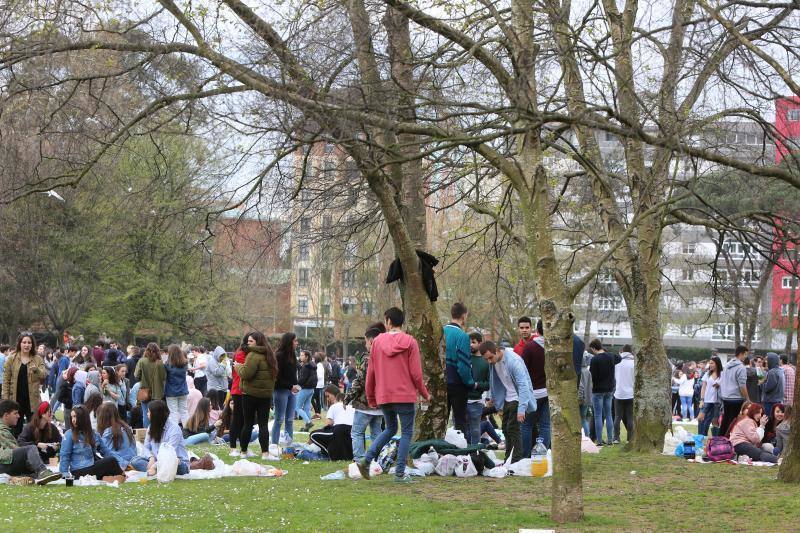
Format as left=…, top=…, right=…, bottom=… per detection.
left=1, top=433, right=798, bottom=532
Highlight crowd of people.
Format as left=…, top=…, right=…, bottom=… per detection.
left=0, top=306, right=796, bottom=483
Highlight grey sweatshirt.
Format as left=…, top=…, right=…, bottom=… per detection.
left=205, top=346, right=229, bottom=392
left=720, top=358, right=747, bottom=401
left=761, top=352, right=785, bottom=404
left=578, top=352, right=593, bottom=406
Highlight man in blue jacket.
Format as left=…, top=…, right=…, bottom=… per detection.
left=443, top=303, right=475, bottom=435
left=478, top=340, right=537, bottom=463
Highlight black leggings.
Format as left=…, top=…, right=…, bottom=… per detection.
left=71, top=457, right=124, bottom=479
left=229, top=394, right=244, bottom=449
left=240, top=395, right=271, bottom=453
left=311, top=388, right=322, bottom=415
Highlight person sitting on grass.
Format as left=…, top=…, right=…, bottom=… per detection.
left=0, top=400, right=61, bottom=484
left=728, top=403, right=778, bottom=464
left=775, top=405, right=792, bottom=457
left=17, top=401, right=61, bottom=462
left=309, top=384, right=354, bottom=461
left=183, top=398, right=223, bottom=446
left=130, top=399, right=213, bottom=476
left=60, top=405, right=126, bottom=482
left=762, top=403, right=785, bottom=447
left=96, top=402, right=136, bottom=472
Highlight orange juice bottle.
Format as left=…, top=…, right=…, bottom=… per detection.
left=530, top=438, right=548, bottom=477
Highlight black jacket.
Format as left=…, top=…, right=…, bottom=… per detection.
left=386, top=249, right=439, bottom=302
left=275, top=350, right=299, bottom=390
left=589, top=352, right=616, bottom=394
left=298, top=363, right=317, bottom=389
left=127, top=356, right=142, bottom=386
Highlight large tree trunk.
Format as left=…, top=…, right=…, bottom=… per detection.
left=777, top=327, right=800, bottom=482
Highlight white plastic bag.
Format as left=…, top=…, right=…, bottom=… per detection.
left=445, top=428, right=468, bottom=448
left=662, top=431, right=681, bottom=456
left=581, top=431, right=600, bottom=454
left=454, top=455, right=478, bottom=478
left=348, top=462, right=362, bottom=479
left=506, top=458, right=533, bottom=476
left=434, top=454, right=458, bottom=476
left=412, top=460, right=436, bottom=475
left=156, top=443, right=179, bottom=483
left=417, top=448, right=439, bottom=466
left=369, top=461, right=383, bottom=477
left=231, top=459, right=263, bottom=476
left=484, top=466, right=508, bottom=478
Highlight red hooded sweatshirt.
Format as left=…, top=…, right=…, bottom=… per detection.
left=366, top=330, right=429, bottom=407
left=230, top=349, right=247, bottom=396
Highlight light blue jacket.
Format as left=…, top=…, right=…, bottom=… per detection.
left=59, top=429, right=103, bottom=474
left=143, top=420, right=189, bottom=466
left=489, top=348, right=537, bottom=415
left=100, top=427, right=137, bottom=469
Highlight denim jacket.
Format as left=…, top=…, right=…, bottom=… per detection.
left=60, top=429, right=102, bottom=474
left=100, top=427, right=137, bottom=469
left=489, top=349, right=537, bottom=415
left=164, top=364, right=189, bottom=397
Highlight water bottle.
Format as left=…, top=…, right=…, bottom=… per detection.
left=531, top=437, right=548, bottom=477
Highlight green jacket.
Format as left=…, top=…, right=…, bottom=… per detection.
left=0, top=422, right=17, bottom=464
left=134, top=357, right=166, bottom=400
left=237, top=346, right=276, bottom=399
left=468, top=354, right=491, bottom=401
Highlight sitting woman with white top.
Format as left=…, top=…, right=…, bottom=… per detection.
left=309, top=385, right=354, bottom=461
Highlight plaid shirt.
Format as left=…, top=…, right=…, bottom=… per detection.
left=784, top=365, right=796, bottom=406
left=0, top=422, right=17, bottom=464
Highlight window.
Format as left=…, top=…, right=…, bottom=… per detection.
left=297, top=297, right=308, bottom=315
left=298, top=244, right=310, bottom=261
left=682, top=242, right=696, bottom=255
left=783, top=276, right=798, bottom=289
left=298, top=268, right=309, bottom=288
left=712, top=323, right=734, bottom=340
left=788, top=109, right=800, bottom=121
left=361, top=300, right=373, bottom=316
left=781, top=303, right=793, bottom=317
left=740, top=269, right=760, bottom=286
left=597, top=327, right=620, bottom=337
left=299, top=217, right=311, bottom=232
left=681, top=269, right=694, bottom=281
left=341, top=297, right=356, bottom=315
left=598, top=271, right=614, bottom=284
left=679, top=324, right=695, bottom=335
left=597, top=297, right=622, bottom=311
left=747, top=133, right=758, bottom=145
left=722, top=242, right=749, bottom=257
left=342, top=270, right=356, bottom=288
left=321, top=267, right=331, bottom=287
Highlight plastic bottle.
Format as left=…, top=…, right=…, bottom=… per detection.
left=531, top=437, right=548, bottom=477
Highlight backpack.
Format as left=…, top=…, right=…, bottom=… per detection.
left=705, top=436, right=735, bottom=462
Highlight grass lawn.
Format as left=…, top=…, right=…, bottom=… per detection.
left=0, top=428, right=798, bottom=532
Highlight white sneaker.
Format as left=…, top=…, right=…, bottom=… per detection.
left=262, top=453, right=281, bottom=461
left=268, top=443, right=281, bottom=456
left=245, top=450, right=257, bottom=458
left=229, top=449, right=241, bottom=457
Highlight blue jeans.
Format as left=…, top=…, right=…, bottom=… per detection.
left=351, top=410, right=384, bottom=461
left=680, top=395, right=694, bottom=419
left=130, top=455, right=189, bottom=475
left=364, top=403, right=415, bottom=477
left=142, top=401, right=150, bottom=428
left=521, top=397, right=550, bottom=455
left=480, top=420, right=502, bottom=444
left=698, top=402, right=720, bottom=436
left=184, top=432, right=214, bottom=446
left=592, top=392, right=613, bottom=443
left=579, top=404, right=591, bottom=437
left=295, top=389, right=314, bottom=424
left=466, top=402, right=484, bottom=446
left=271, top=389, right=296, bottom=444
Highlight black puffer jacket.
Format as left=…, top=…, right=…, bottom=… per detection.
left=274, top=349, right=299, bottom=390
left=297, top=362, right=317, bottom=389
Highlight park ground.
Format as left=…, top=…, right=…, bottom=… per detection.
left=0, top=426, right=798, bottom=532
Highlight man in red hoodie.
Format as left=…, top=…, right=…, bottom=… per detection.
left=357, top=307, right=430, bottom=483
left=513, top=316, right=534, bottom=355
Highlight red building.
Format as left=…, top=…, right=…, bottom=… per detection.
left=775, top=96, right=800, bottom=164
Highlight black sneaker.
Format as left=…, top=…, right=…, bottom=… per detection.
left=355, top=458, right=370, bottom=480
left=35, top=470, right=62, bottom=485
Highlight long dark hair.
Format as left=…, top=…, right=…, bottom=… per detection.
left=710, top=356, right=723, bottom=379
left=238, top=333, right=250, bottom=353
left=186, top=398, right=211, bottom=433
left=14, top=333, right=36, bottom=357
left=96, top=402, right=134, bottom=449
left=28, top=404, right=53, bottom=443
left=167, top=344, right=188, bottom=367
left=84, top=394, right=103, bottom=415
left=246, top=331, right=278, bottom=376
left=147, top=400, right=170, bottom=443
left=71, top=405, right=95, bottom=447
left=102, top=366, right=119, bottom=385
left=276, top=332, right=297, bottom=367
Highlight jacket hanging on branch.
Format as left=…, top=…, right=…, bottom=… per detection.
left=385, top=250, right=439, bottom=302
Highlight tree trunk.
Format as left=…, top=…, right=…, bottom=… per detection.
left=785, top=282, right=797, bottom=356
left=777, top=327, right=800, bottom=482
left=583, top=282, right=596, bottom=346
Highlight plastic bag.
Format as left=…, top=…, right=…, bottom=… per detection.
left=348, top=462, right=362, bottom=479
left=484, top=466, right=508, bottom=478
left=417, top=447, right=439, bottom=466
left=0, top=474, right=9, bottom=485
left=674, top=443, right=685, bottom=457
left=434, top=454, right=458, bottom=476
left=674, top=426, right=689, bottom=442
left=454, top=455, right=478, bottom=478
left=412, top=460, right=436, bottom=475
left=156, top=443, right=179, bottom=483
left=231, top=459, right=263, bottom=476
left=320, top=470, right=345, bottom=480
left=663, top=431, right=681, bottom=455
left=369, top=461, right=383, bottom=477
left=377, top=439, right=399, bottom=471
left=506, top=458, right=533, bottom=476
left=445, top=428, right=468, bottom=448
left=581, top=432, right=600, bottom=454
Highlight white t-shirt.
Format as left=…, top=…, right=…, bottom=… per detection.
left=326, top=402, right=355, bottom=426
left=316, top=363, right=325, bottom=388
left=193, top=353, right=207, bottom=378
left=678, top=376, right=695, bottom=397
left=495, top=354, right=518, bottom=403
left=702, top=373, right=720, bottom=403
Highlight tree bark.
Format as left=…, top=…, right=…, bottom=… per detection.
left=777, top=326, right=800, bottom=482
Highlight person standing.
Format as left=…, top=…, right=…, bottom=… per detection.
left=478, top=341, right=537, bottom=463
left=295, top=350, right=317, bottom=432
left=613, top=345, right=635, bottom=444
left=698, top=356, right=722, bottom=437
left=466, top=332, right=490, bottom=446
left=126, top=346, right=142, bottom=387
left=345, top=323, right=386, bottom=461
left=589, top=339, right=615, bottom=445
left=356, top=308, right=430, bottom=483
left=234, top=332, right=277, bottom=460
left=92, top=341, right=106, bottom=368
left=206, top=346, right=229, bottom=409
left=578, top=351, right=593, bottom=437
left=781, top=355, right=795, bottom=406
left=133, top=343, right=166, bottom=429
left=2, top=333, right=47, bottom=436
left=678, top=366, right=696, bottom=421
left=761, top=352, right=785, bottom=419
left=164, top=345, right=190, bottom=427
left=719, top=345, right=751, bottom=436
left=271, top=333, right=299, bottom=448
left=190, top=347, right=208, bottom=397
left=228, top=335, right=248, bottom=457
left=314, top=353, right=326, bottom=416
left=519, top=320, right=550, bottom=453
left=0, top=345, right=8, bottom=397
left=513, top=316, right=534, bottom=355
left=443, top=303, right=475, bottom=435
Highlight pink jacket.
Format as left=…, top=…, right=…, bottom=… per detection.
left=366, top=330, right=429, bottom=407
left=729, top=417, right=762, bottom=447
